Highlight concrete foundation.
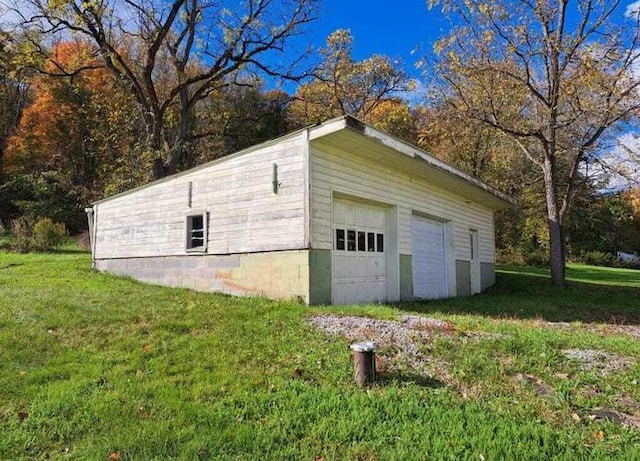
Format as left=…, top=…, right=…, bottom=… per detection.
left=309, top=249, right=332, bottom=305
left=95, top=251, right=498, bottom=305
left=481, top=262, right=495, bottom=291
left=455, top=260, right=471, bottom=296
left=96, top=250, right=310, bottom=303
left=399, top=254, right=413, bottom=300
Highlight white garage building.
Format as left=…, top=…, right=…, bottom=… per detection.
left=86, top=116, right=513, bottom=305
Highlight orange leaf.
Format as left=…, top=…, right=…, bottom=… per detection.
left=108, top=452, right=121, bottom=461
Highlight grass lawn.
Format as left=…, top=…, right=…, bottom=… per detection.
left=0, top=252, right=639, bottom=460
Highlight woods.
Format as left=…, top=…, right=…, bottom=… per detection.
left=0, top=0, right=639, bottom=275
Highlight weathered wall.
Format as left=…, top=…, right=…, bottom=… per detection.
left=310, top=143, right=496, bottom=263
left=95, top=250, right=310, bottom=302
left=93, top=133, right=306, bottom=259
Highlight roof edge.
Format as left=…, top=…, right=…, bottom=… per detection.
left=325, top=115, right=515, bottom=208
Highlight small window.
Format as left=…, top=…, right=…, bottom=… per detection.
left=367, top=232, right=375, bottom=252
left=376, top=233, right=384, bottom=253
left=347, top=230, right=356, bottom=251
left=186, top=213, right=207, bottom=251
left=358, top=231, right=366, bottom=251
left=336, top=229, right=345, bottom=250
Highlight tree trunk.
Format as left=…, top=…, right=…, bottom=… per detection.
left=542, top=155, right=566, bottom=286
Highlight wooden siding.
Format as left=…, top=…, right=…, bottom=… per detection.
left=310, top=143, right=496, bottom=263
left=94, top=135, right=306, bottom=259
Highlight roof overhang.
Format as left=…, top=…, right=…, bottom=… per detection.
left=308, top=116, right=515, bottom=210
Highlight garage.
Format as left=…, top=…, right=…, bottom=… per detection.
left=332, top=198, right=387, bottom=304
left=411, top=215, right=449, bottom=299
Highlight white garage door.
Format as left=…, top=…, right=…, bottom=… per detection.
left=412, top=215, right=448, bottom=299
left=333, top=199, right=387, bottom=304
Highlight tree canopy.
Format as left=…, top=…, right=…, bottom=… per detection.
left=13, top=0, right=318, bottom=178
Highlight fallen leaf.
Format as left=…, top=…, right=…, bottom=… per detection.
left=594, top=430, right=605, bottom=441
left=142, top=344, right=151, bottom=352
left=108, top=452, right=121, bottom=461
left=571, top=413, right=581, bottom=422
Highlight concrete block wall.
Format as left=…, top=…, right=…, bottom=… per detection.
left=95, top=249, right=310, bottom=302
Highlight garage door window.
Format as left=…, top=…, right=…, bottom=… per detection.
left=335, top=229, right=345, bottom=250
left=335, top=228, right=384, bottom=253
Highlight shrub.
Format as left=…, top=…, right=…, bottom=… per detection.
left=32, top=217, right=67, bottom=252
left=496, top=248, right=527, bottom=266
left=9, top=216, right=67, bottom=253
left=524, top=249, right=549, bottom=267
left=10, top=216, right=35, bottom=253
left=580, top=251, right=614, bottom=267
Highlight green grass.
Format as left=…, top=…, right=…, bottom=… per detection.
left=1, top=252, right=639, bottom=460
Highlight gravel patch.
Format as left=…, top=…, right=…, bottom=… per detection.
left=308, top=314, right=464, bottom=385
left=561, top=349, right=634, bottom=376
left=540, top=320, right=640, bottom=339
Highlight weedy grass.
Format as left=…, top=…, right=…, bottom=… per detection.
left=0, top=252, right=638, bottom=460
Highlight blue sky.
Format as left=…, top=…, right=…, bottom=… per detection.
left=291, top=0, right=637, bottom=81
left=307, top=0, right=445, bottom=74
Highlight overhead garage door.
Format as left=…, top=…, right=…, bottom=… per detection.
left=412, top=215, right=448, bottom=299
left=333, top=199, right=387, bottom=304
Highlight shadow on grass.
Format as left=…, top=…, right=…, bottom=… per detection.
left=394, top=268, right=640, bottom=325
left=376, top=372, right=445, bottom=388
left=52, top=248, right=91, bottom=255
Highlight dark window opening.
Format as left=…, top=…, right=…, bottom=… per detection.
left=347, top=230, right=356, bottom=251
left=187, top=214, right=206, bottom=250
left=376, top=233, right=384, bottom=253
left=367, top=232, right=375, bottom=252
left=358, top=231, right=366, bottom=251
left=336, top=229, right=345, bottom=250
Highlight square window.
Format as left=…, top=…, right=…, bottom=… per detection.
left=376, top=233, right=384, bottom=253
left=347, top=230, right=356, bottom=251
left=186, top=213, right=207, bottom=251
left=336, top=229, right=345, bottom=250
left=358, top=231, right=366, bottom=251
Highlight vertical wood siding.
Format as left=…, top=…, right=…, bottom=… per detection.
left=95, top=135, right=306, bottom=259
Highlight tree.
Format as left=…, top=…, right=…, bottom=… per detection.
left=197, top=82, right=290, bottom=159
left=0, top=28, right=33, bottom=179
left=2, top=41, right=140, bottom=229
left=416, top=102, right=549, bottom=261
left=289, top=29, right=416, bottom=141
left=4, top=41, right=137, bottom=192
left=429, top=0, right=640, bottom=285
left=15, top=0, right=317, bottom=179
